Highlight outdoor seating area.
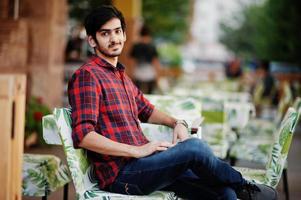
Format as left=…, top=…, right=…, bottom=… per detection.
left=2, top=75, right=300, bottom=200
left=31, top=80, right=300, bottom=200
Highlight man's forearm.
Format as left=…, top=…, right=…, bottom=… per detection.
left=79, top=131, right=137, bottom=157
left=147, top=109, right=177, bottom=128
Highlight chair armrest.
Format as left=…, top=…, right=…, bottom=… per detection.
left=42, top=114, right=62, bottom=145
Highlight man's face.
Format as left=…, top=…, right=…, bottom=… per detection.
left=91, top=18, right=126, bottom=59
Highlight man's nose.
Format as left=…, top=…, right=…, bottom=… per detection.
left=110, top=33, right=118, bottom=43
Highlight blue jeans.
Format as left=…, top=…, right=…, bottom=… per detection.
left=108, top=138, right=246, bottom=200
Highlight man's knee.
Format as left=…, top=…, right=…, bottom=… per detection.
left=178, top=138, right=213, bottom=157
left=182, top=138, right=211, bottom=151
left=181, top=137, right=203, bottom=146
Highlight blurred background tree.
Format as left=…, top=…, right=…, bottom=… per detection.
left=219, top=0, right=301, bottom=65
left=68, top=0, right=112, bottom=21
left=142, top=0, right=192, bottom=44
left=141, top=0, right=192, bottom=70
left=262, top=0, right=301, bottom=64
left=219, top=4, right=265, bottom=60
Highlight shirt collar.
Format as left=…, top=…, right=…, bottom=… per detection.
left=90, top=54, right=125, bottom=72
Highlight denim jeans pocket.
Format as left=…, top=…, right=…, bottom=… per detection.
left=110, top=181, right=144, bottom=195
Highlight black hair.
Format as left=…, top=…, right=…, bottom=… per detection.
left=140, top=25, right=151, bottom=36
left=84, top=5, right=126, bottom=40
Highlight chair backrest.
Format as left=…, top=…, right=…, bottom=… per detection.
left=145, top=94, right=202, bottom=126
left=292, top=97, right=301, bottom=124
left=224, top=102, right=255, bottom=129
left=53, top=108, right=98, bottom=196
left=141, top=123, right=174, bottom=142
left=144, top=95, right=203, bottom=141
left=292, top=97, right=301, bottom=112
left=274, top=82, right=293, bottom=125
left=264, top=107, right=299, bottom=187
left=42, top=114, right=62, bottom=145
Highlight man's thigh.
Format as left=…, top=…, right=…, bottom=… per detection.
left=120, top=138, right=213, bottom=174
left=110, top=138, right=214, bottom=194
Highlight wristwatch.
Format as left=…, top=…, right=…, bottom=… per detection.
left=174, top=120, right=188, bottom=129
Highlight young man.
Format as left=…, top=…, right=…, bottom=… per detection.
left=68, top=5, right=277, bottom=200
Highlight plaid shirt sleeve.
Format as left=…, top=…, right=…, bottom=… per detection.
left=132, top=82, right=154, bottom=122
left=68, top=69, right=101, bottom=148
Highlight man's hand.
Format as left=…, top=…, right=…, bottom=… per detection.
left=131, top=141, right=174, bottom=158
left=173, top=123, right=189, bottom=144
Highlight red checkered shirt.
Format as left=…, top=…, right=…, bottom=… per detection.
left=68, top=55, right=154, bottom=189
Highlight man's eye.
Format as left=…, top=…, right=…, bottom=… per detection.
left=116, top=29, right=122, bottom=34
left=101, top=32, right=109, bottom=36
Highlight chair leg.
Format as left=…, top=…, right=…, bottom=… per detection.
left=283, top=168, right=289, bottom=200
left=64, top=183, right=69, bottom=200
left=42, top=196, right=47, bottom=200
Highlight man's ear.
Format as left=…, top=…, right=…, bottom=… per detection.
left=87, top=35, right=97, bottom=48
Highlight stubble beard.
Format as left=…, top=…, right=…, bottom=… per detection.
left=95, top=42, right=123, bottom=58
